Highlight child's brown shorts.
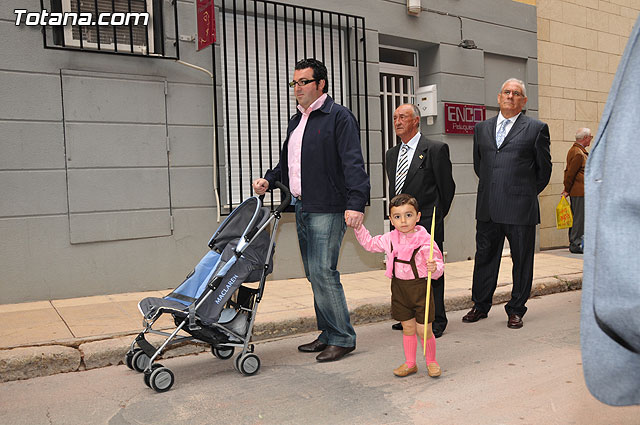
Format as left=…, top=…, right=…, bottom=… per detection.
left=391, top=276, right=435, bottom=324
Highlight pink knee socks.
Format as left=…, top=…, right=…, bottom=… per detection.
left=419, top=334, right=438, bottom=365
left=402, top=334, right=417, bottom=368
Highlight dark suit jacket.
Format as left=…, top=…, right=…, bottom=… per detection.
left=473, top=113, right=552, bottom=226
left=386, top=134, right=456, bottom=243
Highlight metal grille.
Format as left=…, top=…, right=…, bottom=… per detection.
left=380, top=73, right=416, bottom=152
left=41, top=0, right=179, bottom=58
left=70, top=0, right=149, bottom=48
left=215, top=0, right=369, bottom=211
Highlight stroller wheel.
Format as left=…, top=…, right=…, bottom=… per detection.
left=143, top=363, right=164, bottom=388
left=150, top=367, right=175, bottom=392
left=212, top=346, right=235, bottom=360
left=238, top=353, right=261, bottom=376
left=125, top=348, right=142, bottom=370
left=132, top=350, right=151, bottom=373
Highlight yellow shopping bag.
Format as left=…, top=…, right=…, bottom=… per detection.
left=556, top=196, right=573, bottom=229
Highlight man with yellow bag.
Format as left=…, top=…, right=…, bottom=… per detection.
left=561, top=128, right=592, bottom=254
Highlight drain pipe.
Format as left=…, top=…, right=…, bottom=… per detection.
left=175, top=60, right=221, bottom=223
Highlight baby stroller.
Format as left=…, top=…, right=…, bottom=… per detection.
left=124, top=182, right=291, bottom=392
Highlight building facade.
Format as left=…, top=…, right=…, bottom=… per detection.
left=534, top=0, right=640, bottom=248
left=2, top=0, right=637, bottom=303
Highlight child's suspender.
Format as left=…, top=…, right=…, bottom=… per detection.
left=390, top=241, right=421, bottom=280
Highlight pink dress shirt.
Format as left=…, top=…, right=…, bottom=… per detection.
left=354, top=224, right=444, bottom=280
left=287, top=93, right=327, bottom=198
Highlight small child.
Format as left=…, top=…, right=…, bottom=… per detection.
left=354, top=194, right=444, bottom=378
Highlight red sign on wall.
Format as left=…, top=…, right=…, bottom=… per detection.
left=197, top=0, right=216, bottom=51
left=444, top=103, right=486, bottom=134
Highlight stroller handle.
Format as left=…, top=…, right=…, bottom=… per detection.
left=274, top=181, right=292, bottom=214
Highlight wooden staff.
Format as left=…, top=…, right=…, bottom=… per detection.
left=424, top=205, right=436, bottom=352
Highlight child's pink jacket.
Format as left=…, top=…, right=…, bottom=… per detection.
left=354, top=224, right=444, bottom=280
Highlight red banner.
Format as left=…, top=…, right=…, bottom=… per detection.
left=444, top=103, right=486, bottom=134
left=197, top=0, right=216, bottom=51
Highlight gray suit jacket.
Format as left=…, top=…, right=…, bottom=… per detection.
left=582, top=16, right=640, bottom=406
left=473, top=114, right=552, bottom=225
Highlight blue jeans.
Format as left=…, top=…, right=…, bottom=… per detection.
left=295, top=201, right=356, bottom=347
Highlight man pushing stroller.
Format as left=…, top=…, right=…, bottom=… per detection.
left=252, top=58, right=370, bottom=363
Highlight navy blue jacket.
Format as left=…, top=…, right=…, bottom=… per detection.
left=264, top=96, right=370, bottom=213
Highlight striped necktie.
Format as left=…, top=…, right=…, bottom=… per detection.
left=395, top=144, right=410, bottom=195
left=496, top=119, right=510, bottom=148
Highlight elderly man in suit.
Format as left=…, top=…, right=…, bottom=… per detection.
left=386, top=103, right=456, bottom=337
left=582, top=15, right=640, bottom=406
left=462, top=78, right=552, bottom=329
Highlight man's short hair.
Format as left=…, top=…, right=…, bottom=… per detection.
left=389, top=193, right=420, bottom=214
left=295, top=58, right=329, bottom=93
left=405, top=104, right=421, bottom=128
left=575, top=127, right=592, bottom=140
left=500, top=78, right=527, bottom=97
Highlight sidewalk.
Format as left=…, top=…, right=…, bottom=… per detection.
left=0, top=249, right=583, bottom=382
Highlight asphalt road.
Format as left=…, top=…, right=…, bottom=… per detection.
left=0, top=290, right=638, bottom=425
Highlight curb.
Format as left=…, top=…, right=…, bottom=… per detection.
left=0, top=273, right=582, bottom=383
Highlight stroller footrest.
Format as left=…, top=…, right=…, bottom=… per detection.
left=135, top=334, right=158, bottom=357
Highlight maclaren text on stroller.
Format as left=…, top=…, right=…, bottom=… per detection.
left=125, top=182, right=291, bottom=392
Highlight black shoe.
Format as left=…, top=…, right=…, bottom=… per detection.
left=432, top=322, right=446, bottom=338
left=316, top=345, right=355, bottom=362
left=462, top=307, right=488, bottom=323
left=507, top=314, right=524, bottom=329
left=569, top=246, right=583, bottom=254
left=391, top=322, right=403, bottom=330
left=298, top=339, right=327, bottom=353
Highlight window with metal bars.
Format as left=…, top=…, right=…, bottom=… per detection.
left=214, top=0, right=370, bottom=212
left=41, top=0, right=179, bottom=58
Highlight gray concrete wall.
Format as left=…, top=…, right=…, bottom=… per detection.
left=1, top=0, right=537, bottom=303
left=1, top=0, right=222, bottom=303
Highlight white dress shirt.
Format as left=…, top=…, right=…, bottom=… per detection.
left=396, top=131, right=421, bottom=172
left=496, top=112, right=521, bottom=140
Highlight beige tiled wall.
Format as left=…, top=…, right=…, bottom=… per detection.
left=522, top=0, right=640, bottom=248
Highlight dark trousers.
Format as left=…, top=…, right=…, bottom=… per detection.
left=471, top=220, right=536, bottom=317
left=430, top=235, right=447, bottom=332
left=431, top=274, right=447, bottom=331
left=569, top=196, right=584, bottom=251
left=431, top=262, right=447, bottom=331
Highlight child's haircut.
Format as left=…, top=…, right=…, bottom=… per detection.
left=389, top=193, right=419, bottom=214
